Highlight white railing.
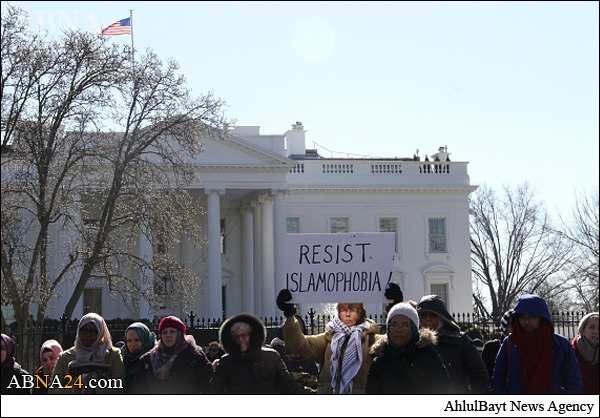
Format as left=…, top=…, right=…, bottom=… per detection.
left=287, top=159, right=470, bottom=187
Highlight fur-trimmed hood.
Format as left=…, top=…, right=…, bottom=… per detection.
left=370, top=327, right=438, bottom=358
left=219, top=312, right=266, bottom=358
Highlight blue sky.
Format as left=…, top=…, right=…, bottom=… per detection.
left=4, top=1, right=600, bottom=222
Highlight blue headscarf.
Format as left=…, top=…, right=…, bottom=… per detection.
left=122, top=322, right=156, bottom=382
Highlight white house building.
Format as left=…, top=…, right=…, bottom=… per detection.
left=42, top=121, right=477, bottom=322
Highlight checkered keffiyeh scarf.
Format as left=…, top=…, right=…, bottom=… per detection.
left=327, top=317, right=370, bottom=394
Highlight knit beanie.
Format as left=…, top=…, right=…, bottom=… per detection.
left=501, top=309, right=514, bottom=333
left=387, top=302, right=419, bottom=329
left=158, top=315, right=186, bottom=336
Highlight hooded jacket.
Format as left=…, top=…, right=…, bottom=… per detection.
left=209, top=313, right=313, bottom=394
left=492, top=294, right=582, bottom=394
left=366, top=328, right=451, bottom=394
left=417, top=294, right=489, bottom=394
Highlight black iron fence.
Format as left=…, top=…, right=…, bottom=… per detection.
left=3, top=310, right=588, bottom=374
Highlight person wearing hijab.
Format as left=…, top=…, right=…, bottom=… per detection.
left=417, top=294, right=489, bottom=394
left=571, top=312, right=599, bottom=394
left=276, top=289, right=385, bottom=394
left=1, top=333, right=31, bottom=394
left=366, top=302, right=451, bottom=394
left=130, top=315, right=213, bottom=394
left=32, top=339, right=63, bottom=394
left=49, top=313, right=125, bottom=394
left=492, top=294, right=582, bottom=394
left=121, top=322, right=156, bottom=394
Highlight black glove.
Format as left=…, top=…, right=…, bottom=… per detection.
left=276, top=289, right=297, bottom=317
left=385, top=282, right=404, bottom=311
left=385, top=282, right=404, bottom=304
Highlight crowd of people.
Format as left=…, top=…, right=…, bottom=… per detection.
left=1, top=288, right=597, bottom=396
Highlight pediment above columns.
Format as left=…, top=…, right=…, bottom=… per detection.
left=192, top=133, right=293, bottom=169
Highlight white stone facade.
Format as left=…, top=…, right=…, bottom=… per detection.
left=43, top=122, right=476, bottom=321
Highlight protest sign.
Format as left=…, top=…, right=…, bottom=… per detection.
left=285, top=232, right=395, bottom=303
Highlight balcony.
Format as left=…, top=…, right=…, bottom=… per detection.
left=287, top=159, right=470, bottom=188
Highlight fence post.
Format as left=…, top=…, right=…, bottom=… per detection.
left=308, top=308, right=315, bottom=335
left=57, top=313, right=70, bottom=345
left=187, top=311, right=196, bottom=333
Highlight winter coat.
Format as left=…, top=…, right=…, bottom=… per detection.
left=209, top=313, right=313, bottom=394
left=492, top=295, right=582, bottom=394
left=435, top=331, right=489, bottom=394
left=417, top=295, right=489, bottom=394
left=131, top=340, right=213, bottom=394
left=49, top=346, right=125, bottom=394
left=481, top=338, right=501, bottom=393
left=282, top=315, right=383, bottom=394
left=572, top=335, right=599, bottom=395
left=366, top=329, right=451, bottom=394
left=1, top=362, right=31, bottom=395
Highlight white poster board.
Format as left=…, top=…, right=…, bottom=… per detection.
left=285, top=232, right=395, bottom=303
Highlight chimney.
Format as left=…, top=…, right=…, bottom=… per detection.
left=286, top=121, right=306, bottom=158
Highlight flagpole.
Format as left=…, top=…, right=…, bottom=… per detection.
left=129, top=9, right=135, bottom=64
left=129, top=9, right=137, bottom=94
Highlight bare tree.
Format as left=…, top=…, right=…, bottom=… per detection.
left=557, top=187, right=599, bottom=311
left=1, top=5, right=230, bottom=328
left=469, top=183, right=574, bottom=322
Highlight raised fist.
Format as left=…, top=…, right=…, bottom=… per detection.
left=385, top=282, right=404, bottom=304
left=276, top=289, right=297, bottom=317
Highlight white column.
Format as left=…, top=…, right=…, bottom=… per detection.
left=139, top=225, right=153, bottom=320
left=252, top=200, right=263, bottom=314
left=273, top=189, right=288, bottom=298
left=241, top=206, right=254, bottom=312
left=181, top=227, right=199, bottom=315
left=206, top=188, right=225, bottom=320
left=260, top=194, right=276, bottom=316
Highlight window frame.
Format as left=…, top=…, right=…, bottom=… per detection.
left=427, top=217, right=447, bottom=253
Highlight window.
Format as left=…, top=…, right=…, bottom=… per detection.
left=155, top=276, right=173, bottom=309
left=83, top=288, right=102, bottom=315
left=430, top=283, right=448, bottom=307
left=379, top=217, right=398, bottom=253
left=428, top=218, right=447, bottom=252
left=151, top=221, right=167, bottom=254
left=330, top=217, right=349, bottom=233
left=287, top=217, right=300, bottom=233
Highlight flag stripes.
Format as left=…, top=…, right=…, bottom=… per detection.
left=101, top=18, right=131, bottom=36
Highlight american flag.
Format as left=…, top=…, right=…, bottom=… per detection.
left=101, top=17, right=131, bottom=36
